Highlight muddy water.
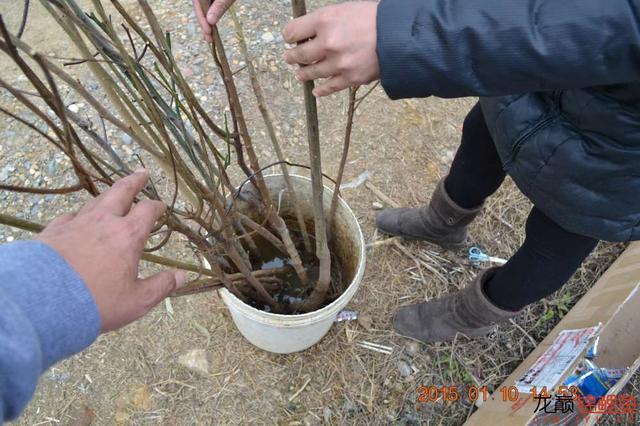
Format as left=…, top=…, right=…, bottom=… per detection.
left=245, top=222, right=344, bottom=314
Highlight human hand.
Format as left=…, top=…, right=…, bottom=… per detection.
left=282, top=1, right=379, bottom=97
left=193, top=0, right=236, bottom=42
left=36, top=170, right=186, bottom=333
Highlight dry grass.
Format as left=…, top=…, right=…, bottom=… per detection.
left=1, top=1, right=631, bottom=425
left=361, top=177, right=626, bottom=424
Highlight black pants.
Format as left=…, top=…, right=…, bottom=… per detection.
left=445, top=103, right=599, bottom=311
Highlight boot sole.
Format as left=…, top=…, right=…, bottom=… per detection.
left=393, top=328, right=494, bottom=344
left=386, top=233, right=466, bottom=252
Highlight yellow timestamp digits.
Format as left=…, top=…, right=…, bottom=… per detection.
left=417, top=385, right=580, bottom=404
left=417, top=385, right=532, bottom=403
left=417, top=385, right=489, bottom=403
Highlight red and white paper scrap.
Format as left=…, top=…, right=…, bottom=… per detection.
left=515, top=324, right=601, bottom=393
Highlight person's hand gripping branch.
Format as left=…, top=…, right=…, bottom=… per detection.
left=193, top=0, right=236, bottom=42
left=282, top=1, right=380, bottom=97
left=192, top=1, right=380, bottom=97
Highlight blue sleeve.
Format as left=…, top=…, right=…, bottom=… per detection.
left=0, top=241, right=100, bottom=422
left=376, top=0, right=640, bottom=99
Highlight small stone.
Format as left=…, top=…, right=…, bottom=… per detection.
left=398, top=361, right=412, bottom=378
left=406, top=341, right=420, bottom=355
left=372, top=201, right=384, bottom=210
left=178, top=348, right=209, bottom=375
left=68, top=103, right=83, bottom=113
left=65, top=404, right=95, bottom=426
left=342, top=399, right=356, bottom=413
left=121, top=134, right=133, bottom=145
left=357, top=313, right=373, bottom=330
left=47, top=159, right=57, bottom=175
left=114, top=409, right=129, bottom=424
left=132, top=386, right=152, bottom=411
left=261, top=32, right=274, bottom=42
left=0, top=164, right=16, bottom=181
left=323, top=407, right=333, bottom=422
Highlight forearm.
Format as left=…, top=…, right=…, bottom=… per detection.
left=377, top=0, right=640, bottom=99
left=0, top=241, right=100, bottom=421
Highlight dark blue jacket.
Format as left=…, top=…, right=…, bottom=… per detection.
left=376, top=0, right=640, bottom=242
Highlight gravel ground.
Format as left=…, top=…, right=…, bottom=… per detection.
left=0, top=1, right=635, bottom=425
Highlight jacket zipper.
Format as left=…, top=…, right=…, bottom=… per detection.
left=510, top=91, right=563, bottom=160
left=510, top=114, right=557, bottom=159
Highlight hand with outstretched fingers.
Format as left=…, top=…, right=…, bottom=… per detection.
left=282, top=1, right=380, bottom=97
left=193, top=0, right=236, bottom=42
left=36, top=169, right=186, bottom=333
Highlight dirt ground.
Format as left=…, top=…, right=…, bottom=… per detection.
left=0, top=1, right=637, bottom=425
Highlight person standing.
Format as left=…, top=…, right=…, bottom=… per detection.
left=196, top=0, right=640, bottom=342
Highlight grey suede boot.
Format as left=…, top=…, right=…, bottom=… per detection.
left=375, top=178, right=482, bottom=250
left=393, top=268, right=521, bottom=343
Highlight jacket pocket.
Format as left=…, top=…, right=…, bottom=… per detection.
left=507, top=91, right=563, bottom=164
left=509, top=114, right=558, bottom=162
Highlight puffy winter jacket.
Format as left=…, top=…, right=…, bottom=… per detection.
left=376, top=0, right=640, bottom=242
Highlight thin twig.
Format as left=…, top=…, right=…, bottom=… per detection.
left=0, top=183, right=84, bottom=195
left=365, top=181, right=401, bottom=208
left=328, top=87, right=358, bottom=238
left=17, top=0, right=30, bottom=39
left=289, top=377, right=312, bottom=402
left=366, top=236, right=402, bottom=249
left=230, top=160, right=337, bottom=213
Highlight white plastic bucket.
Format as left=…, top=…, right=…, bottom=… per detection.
left=219, top=174, right=366, bottom=353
